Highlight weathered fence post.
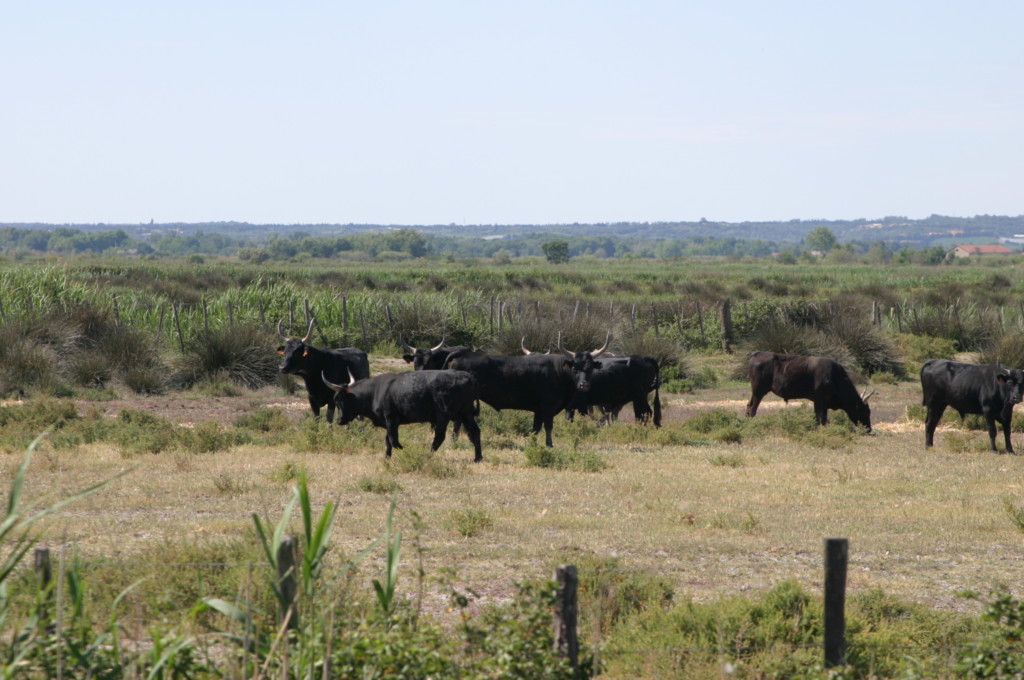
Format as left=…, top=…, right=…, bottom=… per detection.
left=359, top=308, right=368, bottom=350
left=172, top=302, right=185, bottom=353
left=34, top=547, right=52, bottom=624
left=226, top=298, right=234, bottom=328
left=278, top=536, right=299, bottom=630
left=720, top=300, right=734, bottom=353
left=202, top=297, right=209, bottom=333
left=553, top=564, right=579, bottom=671
left=824, top=537, right=848, bottom=668
left=258, top=296, right=267, bottom=332
left=696, top=301, right=706, bottom=347
left=341, top=295, right=349, bottom=334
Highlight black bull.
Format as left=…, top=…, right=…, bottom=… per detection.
left=566, top=356, right=662, bottom=426
left=745, top=352, right=872, bottom=431
left=322, top=370, right=482, bottom=461
left=920, top=359, right=1024, bottom=453
left=277, top=319, right=371, bottom=421
left=443, top=347, right=603, bottom=447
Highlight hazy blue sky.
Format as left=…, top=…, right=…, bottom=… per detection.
left=3, top=2, right=1022, bottom=225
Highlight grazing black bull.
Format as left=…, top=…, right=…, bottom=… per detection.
left=402, top=339, right=471, bottom=371
left=566, top=355, right=662, bottom=426
left=745, top=351, right=872, bottom=431
left=443, top=335, right=610, bottom=446
left=920, top=359, right=1024, bottom=453
left=278, top=318, right=371, bottom=421
left=322, top=370, right=483, bottom=461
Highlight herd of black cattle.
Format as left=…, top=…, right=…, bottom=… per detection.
left=276, top=319, right=1024, bottom=460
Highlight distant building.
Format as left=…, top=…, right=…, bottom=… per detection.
left=948, top=244, right=1015, bottom=258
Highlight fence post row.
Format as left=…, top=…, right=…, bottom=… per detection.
left=823, top=537, right=849, bottom=668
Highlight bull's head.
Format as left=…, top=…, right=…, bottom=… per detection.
left=402, top=339, right=446, bottom=370
left=997, top=369, right=1024, bottom=405
left=278, top=318, right=317, bottom=374
left=559, top=332, right=611, bottom=392
left=322, top=369, right=359, bottom=425
left=853, top=388, right=874, bottom=432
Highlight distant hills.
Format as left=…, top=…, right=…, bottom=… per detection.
left=5, top=214, right=1024, bottom=247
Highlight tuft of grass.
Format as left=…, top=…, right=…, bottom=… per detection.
left=1003, top=497, right=1024, bottom=532
left=268, top=461, right=301, bottom=483
left=445, top=508, right=494, bottom=538
left=522, top=438, right=607, bottom=472
left=357, top=474, right=403, bottom=495
left=387, top=447, right=465, bottom=479
left=709, top=452, right=745, bottom=467
left=212, top=472, right=250, bottom=496
left=181, top=421, right=247, bottom=454
left=179, top=324, right=279, bottom=390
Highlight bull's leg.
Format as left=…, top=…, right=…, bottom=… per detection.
left=531, top=412, right=544, bottom=436
left=308, top=396, right=322, bottom=420
left=430, top=416, right=451, bottom=451
left=461, top=416, right=483, bottom=462
left=325, top=403, right=335, bottom=424
left=385, top=419, right=403, bottom=451
left=983, top=414, right=1001, bottom=453
left=995, top=415, right=1015, bottom=454
left=542, top=415, right=555, bottom=447
left=633, top=397, right=651, bottom=425
left=923, top=402, right=946, bottom=448
left=814, top=401, right=829, bottom=426
left=384, top=434, right=393, bottom=458
left=745, top=389, right=766, bottom=418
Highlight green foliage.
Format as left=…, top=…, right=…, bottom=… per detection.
left=180, top=324, right=278, bottom=390
left=523, top=438, right=607, bottom=472
left=958, top=590, right=1024, bottom=679
left=897, top=332, right=957, bottom=363
left=445, top=508, right=494, bottom=538
left=680, top=408, right=745, bottom=444
left=387, top=447, right=465, bottom=479
left=542, top=240, right=571, bottom=264
left=357, top=475, right=403, bottom=495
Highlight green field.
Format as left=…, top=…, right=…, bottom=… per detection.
left=4, top=253, right=1024, bottom=678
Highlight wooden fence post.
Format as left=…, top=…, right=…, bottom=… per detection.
left=553, top=564, right=579, bottom=670
left=226, top=298, right=234, bottom=328
left=34, top=547, right=52, bottom=624
left=278, top=536, right=298, bottom=630
left=258, top=296, right=267, bottom=332
left=172, top=303, right=185, bottom=353
left=824, top=537, right=848, bottom=668
left=720, top=300, right=734, bottom=353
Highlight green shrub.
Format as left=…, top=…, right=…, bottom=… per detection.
left=181, top=421, right=245, bottom=453
left=445, top=508, right=494, bottom=537
left=180, top=324, right=279, bottom=389
left=898, top=333, right=957, bottom=363
left=522, top=438, right=607, bottom=472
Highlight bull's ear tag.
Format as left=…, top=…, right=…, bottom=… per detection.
left=998, top=374, right=1008, bottom=384
left=303, top=348, right=310, bottom=357
left=276, top=347, right=285, bottom=355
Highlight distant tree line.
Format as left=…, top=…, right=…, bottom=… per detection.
left=0, top=224, right=999, bottom=265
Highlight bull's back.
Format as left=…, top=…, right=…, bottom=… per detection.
left=921, top=359, right=996, bottom=412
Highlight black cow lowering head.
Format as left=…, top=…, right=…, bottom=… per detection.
left=320, top=369, right=360, bottom=425
left=850, top=389, right=874, bottom=431
left=402, top=339, right=447, bottom=370
left=277, top=318, right=318, bottom=375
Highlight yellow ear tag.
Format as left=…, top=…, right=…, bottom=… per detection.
left=303, top=348, right=309, bottom=357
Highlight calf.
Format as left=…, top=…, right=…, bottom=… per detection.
left=322, top=369, right=482, bottom=461
left=920, top=359, right=1024, bottom=453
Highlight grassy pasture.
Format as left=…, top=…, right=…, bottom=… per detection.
left=14, top=355, right=1024, bottom=623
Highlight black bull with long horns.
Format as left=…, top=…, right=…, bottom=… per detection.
left=745, top=351, right=873, bottom=431
left=441, top=334, right=612, bottom=446
left=277, top=318, right=370, bottom=421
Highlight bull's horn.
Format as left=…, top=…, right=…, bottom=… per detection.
left=301, top=317, right=316, bottom=344
left=521, top=336, right=534, bottom=355
left=402, top=342, right=415, bottom=355
left=322, top=370, right=345, bottom=392
left=347, top=368, right=357, bottom=387
left=591, top=332, right=612, bottom=357
left=431, top=338, right=446, bottom=352
left=557, top=331, right=575, bottom=358
left=860, top=388, right=877, bottom=402
left=277, top=319, right=289, bottom=339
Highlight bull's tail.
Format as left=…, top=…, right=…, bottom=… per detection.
left=652, top=373, right=662, bottom=427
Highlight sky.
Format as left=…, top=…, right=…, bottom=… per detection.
left=2, top=1, right=1023, bottom=226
